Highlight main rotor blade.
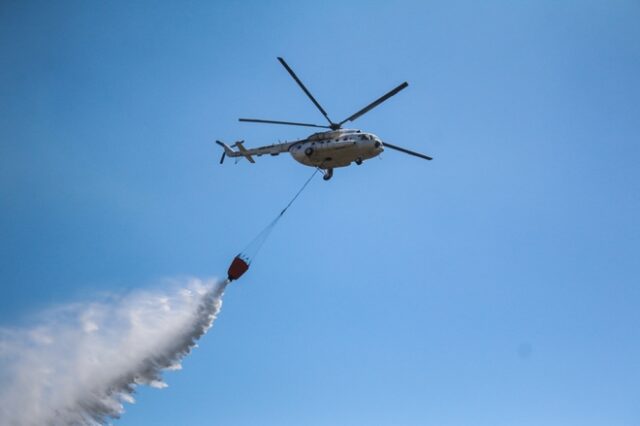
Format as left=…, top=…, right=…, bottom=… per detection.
left=239, top=118, right=331, bottom=129
left=383, top=141, right=433, bottom=160
left=277, top=57, right=334, bottom=127
left=338, top=82, right=409, bottom=126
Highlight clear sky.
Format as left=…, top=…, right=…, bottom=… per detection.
left=1, top=1, right=639, bottom=425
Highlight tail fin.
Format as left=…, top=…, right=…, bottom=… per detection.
left=215, top=140, right=255, bottom=164
left=215, top=140, right=244, bottom=164
left=216, top=140, right=234, bottom=164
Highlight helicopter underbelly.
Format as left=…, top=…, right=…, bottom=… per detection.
left=289, top=140, right=381, bottom=168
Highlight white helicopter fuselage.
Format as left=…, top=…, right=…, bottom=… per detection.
left=216, top=128, right=391, bottom=180
left=289, top=129, right=383, bottom=168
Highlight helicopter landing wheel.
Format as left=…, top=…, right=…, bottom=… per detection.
left=355, top=157, right=363, bottom=165
left=323, top=168, right=333, bottom=181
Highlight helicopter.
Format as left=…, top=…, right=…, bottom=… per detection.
left=216, top=57, right=432, bottom=181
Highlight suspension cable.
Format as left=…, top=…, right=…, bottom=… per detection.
left=239, top=167, right=322, bottom=262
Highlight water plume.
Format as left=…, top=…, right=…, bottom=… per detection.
left=0, top=277, right=228, bottom=425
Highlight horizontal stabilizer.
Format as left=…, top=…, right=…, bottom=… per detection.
left=234, top=141, right=256, bottom=163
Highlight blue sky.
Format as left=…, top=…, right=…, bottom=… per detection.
left=1, top=1, right=639, bottom=425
